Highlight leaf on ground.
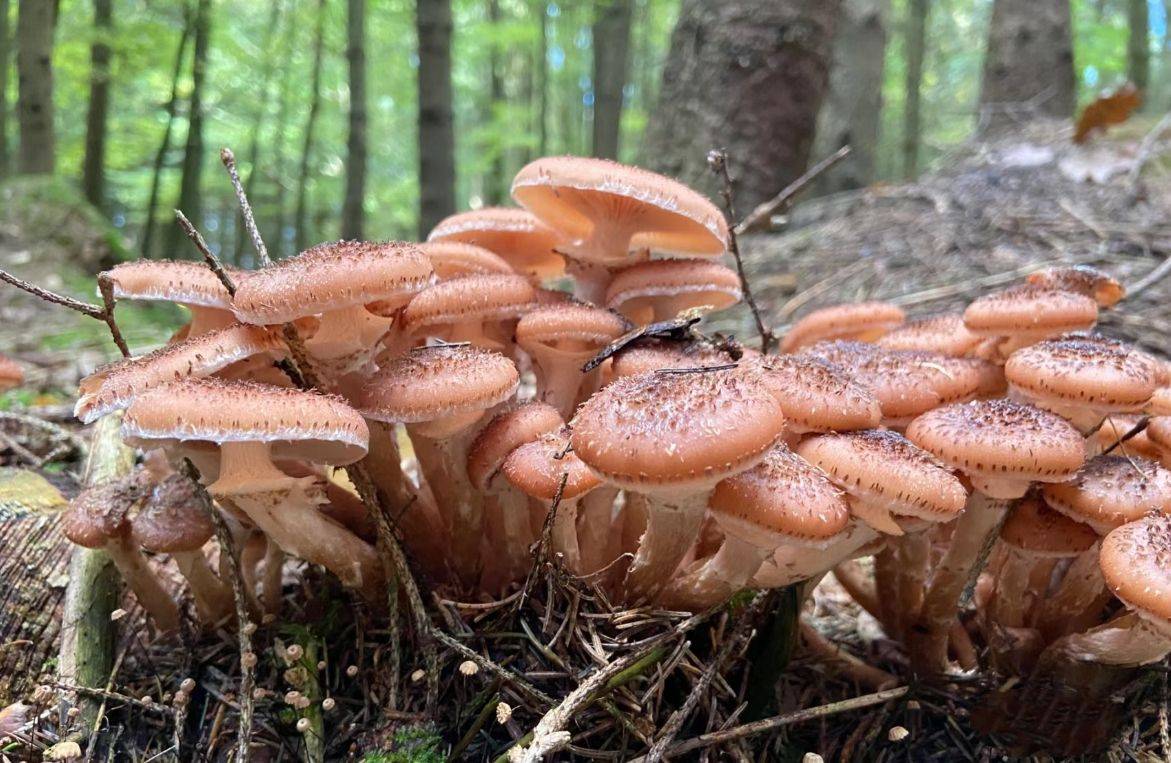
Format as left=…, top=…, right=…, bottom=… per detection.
left=0, top=467, right=67, bottom=519
left=1073, top=83, right=1142, bottom=144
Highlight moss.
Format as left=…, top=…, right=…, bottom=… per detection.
left=0, top=175, right=131, bottom=271
left=363, top=725, right=445, bottom=763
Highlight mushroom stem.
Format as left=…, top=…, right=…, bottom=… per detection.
left=622, top=489, right=709, bottom=602
left=407, top=428, right=484, bottom=586
left=751, top=526, right=880, bottom=588
left=989, top=548, right=1038, bottom=629
left=550, top=497, right=584, bottom=573
left=480, top=487, right=536, bottom=591
left=173, top=550, right=234, bottom=623
left=896, top=533, right=931, bottom=629
left=874, top=547, right=903, bottom=638
left=185, top=305, right=238, bottom=337
left=529, top=351, right=596, bottom=420
left=565, top=259, right=613, bottom=305
left=238, top=530, right=266, bottom=614
left=260, top=538, right=285, bottom=616
left=307, top=304, right=393, bottom=361
left=105, top=536, right=181, bottom=633
left=577, top=486, right=619, bottom=575
left=659, top=535, right=770, bottom=610
left=912, top=492, right=1011, bottom=673
left=832, top=560, right=881, bottom=621
left=1044, top=612, right=1171, bottom=666
left=800, top=621, right=900, bottom=690
left=1035, top=544, right=1108, bottom=639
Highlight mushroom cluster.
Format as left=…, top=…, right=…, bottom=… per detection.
left=61, top=156, right=1171, bottom=706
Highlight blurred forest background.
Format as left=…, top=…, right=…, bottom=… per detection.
left=2, top=0, right=1168, bottom=269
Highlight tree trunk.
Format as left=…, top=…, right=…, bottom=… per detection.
left=978, top=0, right=1075, bottom=134
left=341, top=0, right=368, bottom=239
left=0, top=0, right=12, bottom=179
left=533, top=0, right=548, bottom=155
left=902, top=0, right=926, bottom=178
left=812, top=0, right=888, bottom=194
left=81, top=0, right=112, bottom=209
left=141, top=8, right=192, bottom=259
left=591, top=0, right=632, bottom=160
left=416, top=0, right=456, bottom=239
left=642, top=0, right=840, bottom=209
left=294, top=0, right=326, bottom=254
left=1127, top=0, right=1149, bottom=92
left=170, top=0, right=212, bottom=253
left=16, top=0, right=55, bottom=175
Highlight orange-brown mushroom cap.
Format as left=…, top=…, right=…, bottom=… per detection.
left=1150, top=417, right=1171, bottom=455
left=1006, top=335, right=1159, bottom=414
left=605, top=259, right=742, bottom=323
left=570, top=368, right=783, bottom=492
left=103, top=260, right=235, bottom=309
left=402, top=274, right=537, bottom=335
left=0, top=353, right=23, bottom=392
left=503, top=428, right=601, bottom=502
left=231, top=241, right=433, bottom=324
left=744, top=354, right=880, bottom=433
left=875, top=313, right=982, bottom=357
left=1000, top=493, right=1098, bottom=557
left=467, top=402, right=564, bottom=491
left=60, top=477, right=146, bottom=548
left=1027, top=265, right=1124, bottom=308
left=426, top=207, right=565, bottom=280
left=130, top=474, right=215, bottom=553
left=610, top=339, right=737, bottom=378
left=1042, top=454, right=1171, bottom=534
left=780, top=301, right=905, bottom=353
left=963, top=284, right=1098, bottom=340
left=1100, top=514, right=1171, bottom=636
left=417, top=241, right=514, bottom=280
left=515, top=304, right=629, bottom=355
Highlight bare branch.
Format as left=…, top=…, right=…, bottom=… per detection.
left=175, top=209, right=237, bottom=295
left=0, top=268, right=130, bottom=358
left=221, top=147, right=271, bottom=267
left=736, top=144, right=852, bottom=235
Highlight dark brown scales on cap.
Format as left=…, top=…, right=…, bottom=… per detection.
left=610, top=339, right=737, bottom=378
left=1006, top=334, right=1159, bottom=412
left=1027, top=265, right=1124, bottom=308
left=61, top=477, right=147, bottom=548
left=1043, top=454, right=1171, bottom=534
left=1101, top=514, right=1171, bottom=637
left=744, top=354, right=880, bottom=433
left=963, top=284, right=1098, bottom=340
left=1000, top=493, right=1097, bottom=556
left=103, top=260, right=236, bottom=309
left=876, top=313, right=981, bottom=357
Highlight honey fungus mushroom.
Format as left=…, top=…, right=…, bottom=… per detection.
left=426, top=206, right=565, bottom=281
left=102, top=260, right=239, bottom=337
left=0, top=353, right=23, bottom=391
left=963, top=284, right=1099, bottom=357
left=122, top=378, right=382, bottom=600
left=780, top=301, right=906, bottom=353
left=604, top=259, right=742, bottom=325
left=402, top=273, right=536, bottom=353
left=1026, top=265, right=1124, bottom=308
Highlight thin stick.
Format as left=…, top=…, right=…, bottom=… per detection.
left=735, top=144, right=852, bottom=235
left=221, top=148, right=271, bottom=267
left=95, top=276, right=132, bottom=357
left=0, top=268, right=130, bottom=357
left=176, top=209, right=238, bottom=295
left=1102, top=416, right=1150, bottom=455
left=430, top=628, right=554, bottom=707
left=180, top=459, right=254, bottom=763
left=516, top=471, right=569, bottom=614
left=707, top=149, right=775, bottom=353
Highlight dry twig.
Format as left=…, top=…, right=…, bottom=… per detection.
left=0, top=268, right=130, bottom=357
left=221, top=148, right=271, bottom=266
left=736, top=144, right=851, bottom=235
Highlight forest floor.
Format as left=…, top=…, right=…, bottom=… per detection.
left=2, top=117, right=1171, bottom=761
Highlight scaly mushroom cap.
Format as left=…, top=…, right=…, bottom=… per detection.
left=963, top=284, right=1098, bottom=339
left=0, top=353, right=23, bottom=391
left=358, top=345, right=519, bottom=425
left=417, top=241, right=514, bottom=280
left=467, top=402, right=564, bottom=490
left=610, top=339, right=737, bottom=378
left=795, top=430, right=968, bottom=526
left=103, top=260, right=235, bottom=309
left=744, top=354, right=880, bottom=433
left=710, top=446, right=850, bottom=548
left=503, top=428, right=601, bottom=502
left=1027, top=265, right=1124, bottom=308
left=60, top=476, right=146, bottom=548
left=231, top=240, right=433, bottom=324
left=570, top=368, right=783, bottom=492
left=1149, top=387, right=1171, bottom=416
left=75, top=325, right=285, bottom=423
left=403, top=274, right=537, bottom=334
left=780, top=302, right=905, bottom=353
left=1006, top=335, right=1159, bottom=413
left=426, top=207, right=565, bottom=280
left=1042, top=454, right=1171, bottom=534
left=515, top=304, right=629, bottom=355
left=123, top=378, right=369, bottom=464
left=605, top=259, right=742, bottom=322
left=1000, top=493, right=1097, bottom=557
left=130, top=474, right=215, bottom=553
left=905, top=399, right=1086, bottom=497
left=511, top=156, right=728, bottom=264
left=1100, top=514, right=1171, bottom=637
left=1150, top=418, right=1171, bottom=455
left=875, top=313, right=982, bottom=357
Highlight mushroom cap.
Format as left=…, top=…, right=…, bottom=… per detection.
left=123, top=378, right=369, bottom=464
left=604, top=259, right=742, bottom=321
left=1100, top=514, right=1171, bottom=636
left=426, top=207, right=565, bottom=280
left=610, top=339, right=736, bottom=378
left=0, top=353, right=23, bottom=391
left=709, top=446, right=850, bottom=548
left=515, top=304, right=629, bottom=357
left=231, top=240, right=433, bottom=324
left=1005, top=335, right=1159, bottom=413
left=502, top=428, right=601, bottom=502
left=103, top=260, right=235, bottom=309
left=358, top=344, right=519, bottom=425
left=467, top=402, right=564, bottom=490
left=60, top=477, right=146, bottom=548
left=417, top=240, right=514, bottom=280
left=999, top=493, right=1098, bottom=557
left=1150, top=417, right=1171, bottom=453
left=744, top=354, right=880, bottom=433
left=795, top=430, right=968, bottom=525
left=875, top=313, right=982, bottom=357
left=1026, top=265, right=1124, bottom=308
left=905, top=399, right=1086, bottom=487
left=75, top=324, right=285, bottom=423
left=570, top=368, right=783, bottom=492
left=511, top=156, right=728, bottom=264
left=1042, top=454, right=1171, bottom=534
left=403, top=274, right=537, bottom=334
left=962, top=285, right=1098, bottom=339
left=130, top=474, right=215, bottom=553
left=780, top=302, right=905, bottom=353
left=1093, top=415, right=1165, bottom=461
left=1149, top=387, right=1171, bottom=416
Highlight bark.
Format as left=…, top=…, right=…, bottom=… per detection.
left=485, top=0, right=505, bottom=205
left=294, top=0, right=326, bottom=254
left=533, top=0, right=548, bottom=155
left=642, top=0, right=840, bottom=210
left=591, top=0, right=633, bottom=160
left=16, top=0, right=55, bottom=174
left=812, top=0, right=888, bottom=194
left=416, top=0, right=456, bottom=239
left=342, top=0, right=368, bottom=239
left=141, top=7, right=192, bottom=259
left=1127, top=0, right=1149, bottom=92
left=0, top=0, right=12, bottom=179
left=978, top=0, right=1075, bottom=134
left=170, top=0, right=212, bottom=252
left=901, top=0, right=926, bottom=178
left=81, top=0, right=112, bottom=209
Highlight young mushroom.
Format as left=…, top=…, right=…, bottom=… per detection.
left=780, top=302, right=906, bottom=353
left=102, top=260, right=239, bottom=338
left=402, top=273, right=536, bottom=353
left=417, top=241, right=514, bottom=280
left=426, top=206, right=565, bottom=282
left=962, top=284, right=1099, bottom=358
left=570, top=368, right=783, bottom=602
left=1026, top=265, right=1124, bottom=308
left=875, top=313, right=982, bottom=357
left=604, top=259, right=742, bottom=325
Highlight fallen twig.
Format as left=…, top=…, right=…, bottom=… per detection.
left=0, top=268, right=130, bottom=357
left=221, top=148, right=271, bottom=267
left=736, top=144, right=851, bottom=235
left=1102, top=416, right=1150, bottom=455
left=176, top=209, right=238, bottom=295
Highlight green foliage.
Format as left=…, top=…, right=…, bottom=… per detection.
left=363, top=724, right=445, bottom=763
